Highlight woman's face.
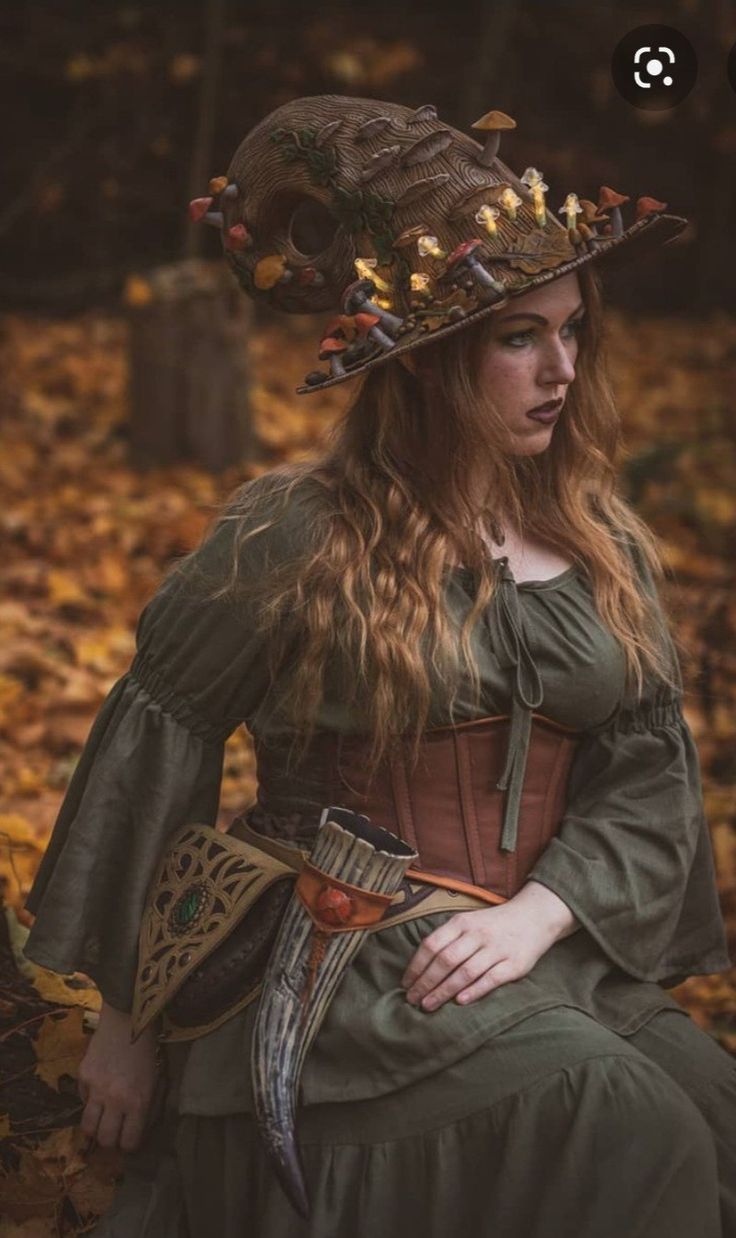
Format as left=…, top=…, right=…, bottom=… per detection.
left=477, top=272, right=584, bottom=455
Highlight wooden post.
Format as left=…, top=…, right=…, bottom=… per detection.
left=126, top=258, right=258, bottom=473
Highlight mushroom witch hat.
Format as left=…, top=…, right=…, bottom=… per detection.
left=189, top=94, right=687, bottom=395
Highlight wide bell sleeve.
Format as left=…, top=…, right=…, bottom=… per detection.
left=527, top=536, right=731, bottom=986
left=23, top=496, right=284, bottom=1013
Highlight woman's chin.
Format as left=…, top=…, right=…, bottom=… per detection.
left=509, top=423, right=556, bottom=455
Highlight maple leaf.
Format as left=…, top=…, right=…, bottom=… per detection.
left=33, top=1008, right=89, bottom=1091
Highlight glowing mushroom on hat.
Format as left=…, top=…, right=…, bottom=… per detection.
left=417, top=234, right=448, bottom=260
left=443, top=239, right=505, bottom=299
left=597, top=187, right=630, bottom=239
left=409, top=273, right=433, bottom=308
left=520, top=168, right=549, bottom=227
left=474, top=204, right=500, bottom=237
left=471, top=110, right=517, bottom=167
left=498, top=187, right=522, bottom=223
left=558, top=193, right=583, bottom=234
left=635, top=196, right=668, bottom=222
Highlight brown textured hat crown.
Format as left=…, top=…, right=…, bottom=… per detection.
left=187, top=94, right=687, bottom=395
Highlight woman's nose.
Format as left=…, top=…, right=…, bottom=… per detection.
left=540, top=337, right=576, bottom=385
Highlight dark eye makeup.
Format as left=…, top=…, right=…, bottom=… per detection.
left=499, top=313, right=586, bottom=346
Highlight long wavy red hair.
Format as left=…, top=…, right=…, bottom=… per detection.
left=176, top=262, right=681, bottom=781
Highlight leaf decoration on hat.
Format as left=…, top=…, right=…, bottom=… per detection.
left=401, top=130, right=454, bottom=167
left=500, top=225, right=573, bottom=275
left=332, top=187, right=396, bottom=265
left=270, top=127, right=339, bottom=187
left=395, top=173, right=451, bottom=207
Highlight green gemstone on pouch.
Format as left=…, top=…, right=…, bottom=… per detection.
left=171, top=884, right=205, bottom=931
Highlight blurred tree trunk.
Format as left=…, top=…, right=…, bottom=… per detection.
left=126, top=0, right=260, bottom=474
left=126, top=259, right=257, bottom=473
left=184, top=0, right=227, bottom=261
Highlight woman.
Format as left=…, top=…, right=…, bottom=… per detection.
left=24, top=95, right=735, bottom=1236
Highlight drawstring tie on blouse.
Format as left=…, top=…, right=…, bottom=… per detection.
left=486, top=557, right=544, bottom=854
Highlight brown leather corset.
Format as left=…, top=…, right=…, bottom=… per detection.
left=250, top=713, right=581, bottom=901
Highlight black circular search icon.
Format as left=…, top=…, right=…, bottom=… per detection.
left=611, top=26, right=697, bottom=110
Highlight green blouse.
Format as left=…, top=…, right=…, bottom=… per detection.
left=24, top=475, right=730, bottom=1113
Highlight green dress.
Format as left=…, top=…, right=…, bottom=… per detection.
left=24, top=476, right=735, bottom=1238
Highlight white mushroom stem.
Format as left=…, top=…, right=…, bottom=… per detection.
left=530, top=186, right=546, bottom=227
left=478, top=132, right=501, bottom=166
left=369, top=325, right=397, bottom=351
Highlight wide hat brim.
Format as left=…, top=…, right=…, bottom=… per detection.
left=295, top=211, right=687, bottom=395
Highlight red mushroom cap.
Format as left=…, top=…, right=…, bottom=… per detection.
left=318, top=337, right=348, bottom=359
left=354, top=311, right=381, bottom=335
left=446, top=238, right=483, bottom=268
left=635, top=196, right=668, bottom=221
left=324, top=315, right=358, bottom=341
left=223, top=223, right=250, bottom=251
left=597, top=186, right=630, bottom=210
left=188, top=196, right=214, bottom=222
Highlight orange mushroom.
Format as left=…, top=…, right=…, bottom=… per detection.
left=635, top=196, right=668, bottom=222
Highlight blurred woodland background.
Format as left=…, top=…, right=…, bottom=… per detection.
left=1, top=0, right=735, bottom=1231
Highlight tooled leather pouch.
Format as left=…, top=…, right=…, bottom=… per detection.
left=131, top=822, right=299, bottom=1042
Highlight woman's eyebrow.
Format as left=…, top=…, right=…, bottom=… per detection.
left=495, top=302, right=585, bottom=326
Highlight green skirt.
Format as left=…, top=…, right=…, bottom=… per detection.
left=92, top=1004, right=735, bottom=1238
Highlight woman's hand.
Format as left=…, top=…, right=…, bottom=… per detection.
left=400, top=880, right=579, bottom=1011
left=78, top=1000, right=159, bottom=1152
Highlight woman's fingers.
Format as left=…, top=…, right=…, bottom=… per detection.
left=404, top=930, right=487, bottom=1000
left=455, top=958, right=518, bottom=1004
left=406, top=945, right=497, bottom=1009
left=400, top=919, right=465, bottom=989
left=95, top=1101, right=125, bottom=1149
left=80, top=1098, right=103, bottom=1141
left=120, top=1100, right=148, bottom=1153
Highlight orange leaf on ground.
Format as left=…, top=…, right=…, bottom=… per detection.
left=33, top=1007, right=90, bottom=1091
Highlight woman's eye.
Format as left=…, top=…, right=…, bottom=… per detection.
left=502, top=318, right=585, bottom=348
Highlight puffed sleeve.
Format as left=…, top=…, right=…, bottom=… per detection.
left=23, top=479, right=301, bottom=1012
left=527, top=536, right=731, bottom=986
